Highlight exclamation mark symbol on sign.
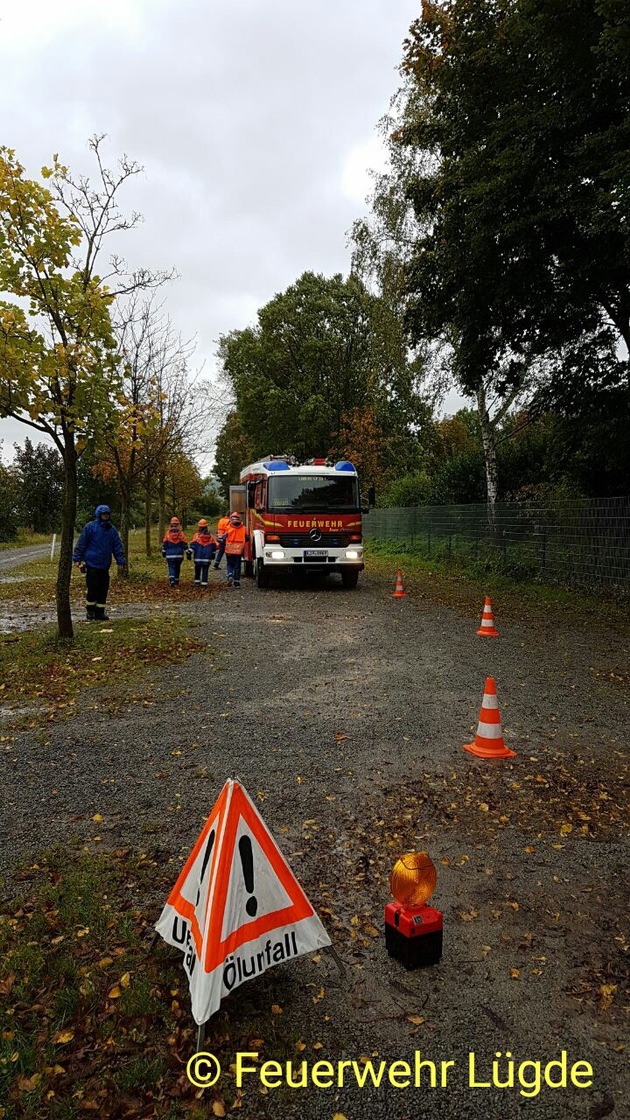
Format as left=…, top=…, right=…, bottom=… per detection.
left=195, top=828, right=215, bottom=906
left=238, top=835, right=258, bottom=917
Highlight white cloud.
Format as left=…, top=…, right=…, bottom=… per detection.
left=341, top=133, right=389, bottom=205
left=0, top=0, right=423, bottom=461
left=0, top=0, right=147, bottom=47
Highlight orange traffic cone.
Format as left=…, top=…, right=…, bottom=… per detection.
left=392, top=570, right=406, bottom=598
left=477, top=596, right=499, bottom=637
left=463, top=677, right=516, bottom=759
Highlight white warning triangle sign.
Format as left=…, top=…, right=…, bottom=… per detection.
left=155, top=779, right=331, bottom=1024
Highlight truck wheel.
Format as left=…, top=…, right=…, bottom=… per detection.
left=256, top=558, right=270, bottom=589
left=341, top=570, right=359, bottom=589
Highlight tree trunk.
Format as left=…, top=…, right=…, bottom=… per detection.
left=619, top=318, right=630, bottom=362
left=119, top=487, right=131, bottom=578
left=56, top=439, right=78, bottom=640
left=602, top=296, right=630, bottom=361
left=144, top=480, right=153, bottom=557
left=158, top=472, right=166, bottom=547
left=476, top=384, right=498, bottom=532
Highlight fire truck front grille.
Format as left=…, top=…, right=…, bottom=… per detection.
left=277, top=532, right=352, bottom=548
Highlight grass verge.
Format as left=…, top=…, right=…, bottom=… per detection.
left=0, top=847, right=310, bottom=1119
left=0, top=616, right=205, bottom=717
left=0, top=533, right=52, bottom=552
left=0, top=531, right=217, bottom=608
left=365, top=540, right=630, bottom=631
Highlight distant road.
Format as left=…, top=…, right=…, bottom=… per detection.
left=0, top=544, right=51, bottom=570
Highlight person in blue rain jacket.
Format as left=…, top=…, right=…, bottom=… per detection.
left=73, top=504, right=125, bottom=621
left=187, top=520, right=218, bottom=588
left=161, top=517, right=188, bottom=587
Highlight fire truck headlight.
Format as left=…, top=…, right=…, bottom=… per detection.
left=345, top=549, right=361, bottom=560
left=268, top=550, right=286, bottom=560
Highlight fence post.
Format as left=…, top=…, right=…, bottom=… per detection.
left=50, top=533, right=56, bottom=561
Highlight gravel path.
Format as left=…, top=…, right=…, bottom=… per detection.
left=0, top=544, right=58, bottom=633
left=0, top=543, right=51, bottom=569
left=1, top=568, right=628, bottom=1119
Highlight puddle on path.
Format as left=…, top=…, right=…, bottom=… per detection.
left=0, top=575, right=47, bottom=587
left=1, top=705, right=44, bottom=723
left=0, top=609, right=56, bottom=634
left=0, top=601, right=172, bottom=635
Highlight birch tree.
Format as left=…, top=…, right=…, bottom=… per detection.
left=353, top=0, right=629, bottom=520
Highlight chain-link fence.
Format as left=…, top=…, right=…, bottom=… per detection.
left=363, top=498, right=630, bottom=595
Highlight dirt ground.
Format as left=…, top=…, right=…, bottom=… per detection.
left=1, top=560, right=629, bottom=1119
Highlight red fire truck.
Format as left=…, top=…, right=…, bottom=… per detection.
left=237, top=455, right=368, bottom=589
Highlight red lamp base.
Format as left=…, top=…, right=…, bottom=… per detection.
left=384, top=901, right=443, bottom=969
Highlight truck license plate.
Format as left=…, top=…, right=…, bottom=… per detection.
left=304, top=549, right=328, bottom=558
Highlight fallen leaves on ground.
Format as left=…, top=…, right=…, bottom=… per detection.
left=286, top=747, right=629, bottom=1033
left=0, top=847, right=322, bottom=1120
left=0, top=617, right=206, bottom=720
left=600, top=984, right=617, bottom=1010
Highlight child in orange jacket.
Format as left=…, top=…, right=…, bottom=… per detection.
left=188, top=519, right=218, bottom=587
left=161, top=517, right=188, bottom=587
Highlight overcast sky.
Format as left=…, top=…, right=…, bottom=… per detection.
left=1, top=0, right=462, bottom=468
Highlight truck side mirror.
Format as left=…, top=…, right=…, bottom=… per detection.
left=368, top=484, right=376, bottom=508
left=246, top=481, right=256, bottom=509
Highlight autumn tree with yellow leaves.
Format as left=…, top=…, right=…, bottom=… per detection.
left=0, top=138, right=172, bottom=635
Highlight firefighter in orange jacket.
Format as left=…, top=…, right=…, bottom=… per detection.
left=213, top=513, right=231, bottom=571
left=224, top=511, right=249, bottom=588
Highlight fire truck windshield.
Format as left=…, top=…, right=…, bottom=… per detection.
left=268, top=474, right=359, bottom=512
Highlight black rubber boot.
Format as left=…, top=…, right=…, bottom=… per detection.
left=86, top=606, right=96, bottom=621
left=94, top=607, right=110, bottom=621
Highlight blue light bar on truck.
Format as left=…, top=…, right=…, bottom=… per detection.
left=334, top=461, right=356, bottom=472
left=264, top=461, right=291, bottom=471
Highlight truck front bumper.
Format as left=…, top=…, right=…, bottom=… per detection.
left=261, top=546, right=364, bottom=573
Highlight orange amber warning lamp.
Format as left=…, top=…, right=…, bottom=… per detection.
left=385, top=852, right=443, bottom=969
